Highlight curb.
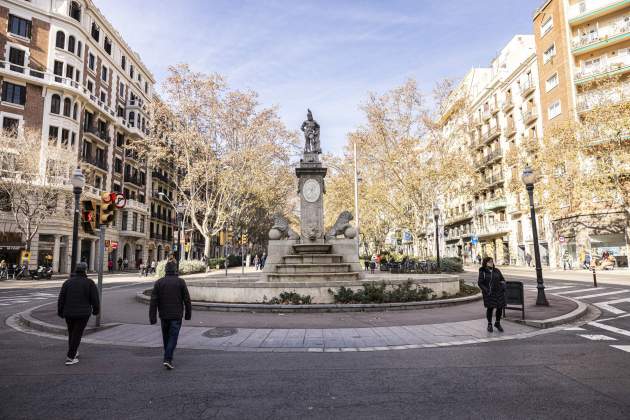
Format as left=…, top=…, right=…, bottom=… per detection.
left=135, top=291, right=483, bottom=313
left=512, top=295, right=589, bottom=329
left=13, top=302, right=120, bottom=336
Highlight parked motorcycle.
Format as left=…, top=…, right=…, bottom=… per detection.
left=14, top=264, right=28, bottom=280
left=30, top=266, right=53, bottom=280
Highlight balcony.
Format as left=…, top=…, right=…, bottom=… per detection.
left=484, top=173, right=505, bottom=188
left=505, top=122, right=516, bottom=138
left=521, top=135, right=540, bottom=152
left=82, top=185, right=105, bottom=198
left=445, top=212, right=473, bottom=226
left=522, top=109, right=538, bottom=126
left=81, top=154, right=108, bottom=171
left=568, top=0, right=629, bottom=25
left=482, top=109, right=492, bottom=122
left=477, top=221, right=510, bottom=237
left=521, top=79, right=536, bottom=98
left=502, top=97, right=514, bottom=112
left=151, top=170, right=170, bottom=183
left=125, top=198, right=149, bottom=213
left=484, top=126, right=501, bottom=143
left=84, top=125, right=110, bottom=143
left=124, top=174, right=145, bottom=188
left=484, top=197, right=507, bottom=211
left=574, top=59, right=630, bottom=85
left=490, top=102, right=500, bottom=115
left=120, top=224, right=145, bottom=238
left=151, top=211, right=175, bottom=224
left=484, top=148, right=503, bottom=164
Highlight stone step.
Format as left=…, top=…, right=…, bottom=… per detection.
left=275, top=263, right=351, bottom=274
left=292, top=244, right=332, bottom=254
left=267, top=272, right=361, bottom=282
left=283, top=254, right=344, bottom=264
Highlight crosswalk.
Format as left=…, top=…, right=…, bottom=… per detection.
left=0, top=292, right=56, bottom=306
left=539, top=283, right=630, bottom=354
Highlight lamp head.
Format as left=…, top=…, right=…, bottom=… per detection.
left=521, top=165, right=535, bottom=186
left=71, top=167, right=85, bottom=189
left=433, top=205, right=440, bottom=219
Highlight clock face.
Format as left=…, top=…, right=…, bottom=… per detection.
left=303, top=179, right=321, bottom=203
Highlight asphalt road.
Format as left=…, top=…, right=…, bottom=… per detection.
left=1, top=269, right=630, bottom=419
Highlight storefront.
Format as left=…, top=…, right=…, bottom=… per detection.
left=590, top=233, right=628, bottom=268
left=37, top=234, right=55, bottom=268
left=0, top=232, right=23, bottom=266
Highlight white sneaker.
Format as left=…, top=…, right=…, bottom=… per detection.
left=65, top=357, right=79, bottom=366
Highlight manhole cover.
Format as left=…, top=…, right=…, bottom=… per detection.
left=203, top=327, right=238, bottom=338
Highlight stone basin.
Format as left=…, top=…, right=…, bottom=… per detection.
left=292, top=243, right=332, bottom=254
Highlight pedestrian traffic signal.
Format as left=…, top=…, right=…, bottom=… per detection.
left=99, top=201, right=116, bottom=225
left=81, top=200, right=96, bottom=235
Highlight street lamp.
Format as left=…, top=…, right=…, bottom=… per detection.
left=522, top=165, right=549, bottom=306
left=70, top=167, right=85, bottom=273
left=433, top=204, right=441, bottom=270
left=176, top=202, right=184, bottom=270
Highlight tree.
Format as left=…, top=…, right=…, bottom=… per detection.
left=0, top=128, right=72, bottom=253
left=137, top=64, right=297, bottom=258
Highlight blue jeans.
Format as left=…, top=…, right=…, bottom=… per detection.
left=160, top=319, right=182, bottom=362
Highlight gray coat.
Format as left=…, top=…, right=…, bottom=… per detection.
left=478, top=267, right=506, bottom=308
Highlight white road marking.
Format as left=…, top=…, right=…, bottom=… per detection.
left=524, top=286, right=574, bottom=291
left=610, top=345, right=630, bottom=353
left=564, top=327, right=586, bottom=331
left=572, top=290, right=630, bottom=300
left=577, top=334, right=617, bottom=341
left=593, top=298, right=630, bottom=315
left=588, top=321, right=630, bottom=338
left=598, top=313, right=630, bottom=322
left=556, top=287, right=606, bottom=295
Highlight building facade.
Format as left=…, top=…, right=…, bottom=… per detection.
left=0, top=0, right=173, bottom=273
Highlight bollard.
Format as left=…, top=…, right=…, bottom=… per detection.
left=592, top=267, right=597, bottom=288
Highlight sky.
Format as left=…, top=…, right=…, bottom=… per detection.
left=95, top=0, right=541, bottom=156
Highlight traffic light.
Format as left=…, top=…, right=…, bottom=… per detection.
left=81, top=200, right=96, bottom=234
left=241, top=233, right=248, bottom=245
left=99, top=201, right=116, bottom=225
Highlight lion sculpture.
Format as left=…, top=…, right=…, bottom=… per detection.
left=268, top=214, right=300, bottom=240
left=325, top=211, right=356, bottom=239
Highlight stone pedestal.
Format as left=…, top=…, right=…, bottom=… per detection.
left=296, top=152, right=327, bottom=242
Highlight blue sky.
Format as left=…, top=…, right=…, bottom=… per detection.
left=96, top=0, right=541, bottom=155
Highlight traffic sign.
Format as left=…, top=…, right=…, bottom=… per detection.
left=114, top=193, right=126, bottom=209
left=471, top=235, right=479, bottom=245
left=111, top=241, right=118, bottom=250
left=559, top=236, right=565, bottom=244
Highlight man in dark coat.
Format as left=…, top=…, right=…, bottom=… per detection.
left=149, top=261, right=191, bottom=369
left=477, top=257, right=506, bottom=333
left=57, top=262, right=100, bottom=365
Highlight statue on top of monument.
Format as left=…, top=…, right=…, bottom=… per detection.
left=301, top=109, right=321, bottom=154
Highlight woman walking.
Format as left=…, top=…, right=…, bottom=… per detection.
left=478, top=257, right=506, bottom=333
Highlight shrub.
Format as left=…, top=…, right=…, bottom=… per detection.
left=154, top=259, right=206, bottom=277
left=328, top=281, right=435, bottom=304
left=266, top=291, right=312, bottom=305
left=206, top=256, right=243, bottom=269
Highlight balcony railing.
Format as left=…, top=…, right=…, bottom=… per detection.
left=484, top=197, right=507, bottom=211
left=484, top=126, right=501, bottom=143
left=151, top=170, right=170, bottom=183
left=484, top=148, right=503, bottom=163
left=126, top=198, right=149, bottom=213
left=484, top=174, right=505, bottom=187
left=505, top=122, right=516, bottom=138
left=522, top=109, right=538, bottom=125
left=521, top=79, right=536, bottom=97
left=502, top=97, right=514, bottom=112
left=124, top=174, right=145, bottom=188
left=568, top=0, right=628, bottom=22
left=478, top=221, right=510, bottom=236
left=84, top=125, right=110, bottom=143
left=81, top=154, right=108, bottom=171
left=575, top=59, right=630, bottom=83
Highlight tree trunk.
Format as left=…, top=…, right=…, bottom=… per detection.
left=204, top=236, right=211, bottom=259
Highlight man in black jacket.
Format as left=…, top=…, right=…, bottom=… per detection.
left=57, top=262, right=100, bottom=366
left=149, top=261, right=191, bottom=369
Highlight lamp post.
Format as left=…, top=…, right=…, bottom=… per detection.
left=522, top=165, right=549, bottom=306
left=433, top=204, right=441, bottom=270
left=70, top=167, right=85, bottom=273
left=353, top=141, right=361, bottom=256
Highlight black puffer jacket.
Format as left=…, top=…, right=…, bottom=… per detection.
left=149, top=269, right=192, bottom=323
left=478, top=267, right=506, bottom=309
left=57, top=273, right=100, bottom=319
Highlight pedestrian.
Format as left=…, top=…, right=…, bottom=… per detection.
left=57, top=262, right=100, bottom=366
left=0, top=259, right=7, bottom=280
left=369, top=260, right=376, bottom=274
left=107, top=259, right=113, bottom=272
left=563, top=250, right=571, bottom=270
left=478, top=257, right=506, bottom=333
left=149, top=261, right=191, bottom=370
left=254, top=254, right=260, bottom=271
left=363, top=259, right=370, bottom=271
left=260, top=253, right=266, bottom=269
left=583, top=252, right=591, bottom=270
left=376, top=254, right=381, bottom=269
left=525, top=253, right=532, bottom=267
left=476, top=254, right=482, bottom=265
left=150, top=260, right=157, bottom=274
left=123, top=258, right=129, bottom=270
left=117, top=257, right=123, bottom=271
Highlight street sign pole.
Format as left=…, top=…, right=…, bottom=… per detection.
left=95, top=225, right=105, bottom=327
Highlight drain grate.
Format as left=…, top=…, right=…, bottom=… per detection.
left=203, top=327, right=238, bottom=338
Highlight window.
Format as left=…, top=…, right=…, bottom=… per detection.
left=101, top=66, right=108, bottom=82
left=88, top=53, right=95, bottom=71
left=8, top=15, right=31, bottom=38
left=68, top=35, right=75, bottom=53
left=129, top=111, right=135, bottom=127
left=91, top=22, right=100, bottom=42
left=117, top=106, right=124, bottom=117
left=50, top=94, right=61, bottom=114
left=548, top=100, right=561, bottom=120
left=115, top=158, right=122, bottom=173
left=545, top=73, right=559, bottom=92
left=116, top=132, right=124, bottom=147
left=65, top=64, right=74, bottom=79
left=104, top=37, right=112, bottom=54
left=144, top=81, right=148, bottom=94
left=2, top=82, right=26, bottom=105
left=61, top=97, right=71, bottom=117
left=48, top=126, right=59, bottom=142
left=87, top=80, right=94, bottom=93
left=100, top=91, right=106, bottom=103
left=119, top=81, right=125, bottom=97
left=77, top=41, right=82, bottom=57
left=8, top=47, right=25, bottom=73
left=130, top=65, right=134, bottom=79
left=543, top=43, right=556, bottom=64
left=73, top=103, right=78, bottom=120
left=69, top=1, right=81, bottom=22
left=71, top=131, right=76, bottom=146
left=541, top=16, right=553, bottom=36
left=2, top=117, right=19, bottom=136
left=61, top=128, right=69, bottom=146
left=55, top=31, right=65, bottom=49
left=121, top=55, right=126, bottom=70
